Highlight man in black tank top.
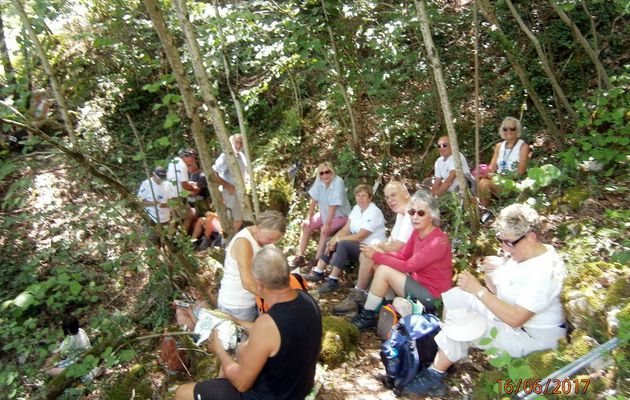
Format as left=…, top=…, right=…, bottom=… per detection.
left=175, top=248, right=322, bottom=400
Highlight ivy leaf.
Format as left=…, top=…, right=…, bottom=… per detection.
left=14, top=292, right=35, bottom=309
left=156, top=136, right=170, bottom=147
left=479, top=337, right=493, bottom=346
left=164, top=111, right=181, bottom=129
left=119, top=349, right=136, bottom=362
left=69, top=281, right=82, bottom=296
left=490, top=327, right=498, bottom=338
left=132, top=151, right=145, bottom=161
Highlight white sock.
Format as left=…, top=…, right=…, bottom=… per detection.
left=429, top=364, right=445, bottom=374
left=312, top=267, right=324, bottom=274
left=364, top=292, right=383, bottom=311
left=328, top=275, right=338, bottom=281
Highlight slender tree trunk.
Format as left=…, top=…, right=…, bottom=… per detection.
left=320, top=0, right=360, bottom=150
left=505, top=0, right=578, bottom=127
left=166, top=0, right=253, bottom=229
left=0, top=11, right=16, bottom=88
left=9, top=0, right=76, bottom=144
left=473, top=0, right=481, bottom=181
left=211, top=0, right=260, bottom=217
left=414, top=0, right=478, bottom=231
left=547, top=0, right=611, bottom=89
left=580, top=0, right=601, bottom=90
left=478, top=0, right=559, bottom=138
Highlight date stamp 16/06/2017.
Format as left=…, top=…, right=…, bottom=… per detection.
left=496, top=378, right=591, bottom=395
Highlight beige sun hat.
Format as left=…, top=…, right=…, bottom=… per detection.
left=442, top=309, right=488, bottom=342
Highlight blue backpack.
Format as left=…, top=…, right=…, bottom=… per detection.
left=380, top=313, right=441, bottom=392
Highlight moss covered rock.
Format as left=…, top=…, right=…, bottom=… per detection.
left=101, top=364, right=154, bottom=400
left=319, top=316, right=359, bottom=367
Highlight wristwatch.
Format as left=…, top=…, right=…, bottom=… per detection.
left=476, top=288, right=487, bottom=300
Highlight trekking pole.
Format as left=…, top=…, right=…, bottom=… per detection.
left=514, top=337, right=619, bottom=399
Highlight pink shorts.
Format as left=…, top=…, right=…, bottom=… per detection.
left=306, top=212, right=347, bottom=235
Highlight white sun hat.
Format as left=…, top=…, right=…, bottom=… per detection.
left=442, top=309, right=488, bottom=342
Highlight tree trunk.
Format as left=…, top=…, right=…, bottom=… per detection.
left=414, top=0, right=478, bottom=231
left=473, top=0, right=481, bottom=179
left=9, top=0, right=77, bottom=144
left=580, top=0, right=601, bottom=90
left=167, top=0, right=253, bottom=229
left=212, top=0, right=260, bottom=217
left=477, top=0, right=559, bottom=138
left=547, top=0, right=611, bottom=89
left=142, top=0, right=242, bottom=236
left=505, top=0, right=578, bottom=127
left=0, top=10, right=16, bottom=88
left=320, top=0, right=360, bottom=150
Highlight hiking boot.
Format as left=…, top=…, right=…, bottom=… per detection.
left=332, top=288, right=367, bottom=315
left=317, top=278, right=340, bottom=294
left=352, top=309, right=378, bottom=330
left=304, top=270, right=326, bottom=282
left=291, top=255, right=306, bottom=269
left=403, top=368, right=446, bottom=396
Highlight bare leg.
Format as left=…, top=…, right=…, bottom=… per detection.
left=297, top=224, right=315, bottom=257
left=192, top=217, right=205, bottom=239
left=433, top=349, right=454, bottom=372
left=175, top=382, right=196, bottom=400
left=369, top=265, right=407, bottom=298
left=356, top=254, right=375, bottom=290
left=175, top=308, right=197, bottom=331
left=478, top=178, right=496, bottom=207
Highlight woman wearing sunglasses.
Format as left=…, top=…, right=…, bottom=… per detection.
left=407, top=203, right=567, bottom=396
left=292, top=162, right=352, bottom=269
left=478, top=116, right=530, bottom=207
left=352, top=190, right=453, bottom=330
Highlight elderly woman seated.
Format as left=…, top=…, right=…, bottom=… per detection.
left=407, top=203, right=567, bottom=396
left=352, top=191, right=453, bottom=330
left=305, top=184, right=386, bottom=294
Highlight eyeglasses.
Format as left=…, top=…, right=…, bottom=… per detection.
left=436, top=143, right=449, bottom=148
left=496, top=233, right=526, bottom=247
left=319, top=170, right=332, bottom=176
left=502, top=127, right=517, bottom=132
left=407, top=209, right=427, bottom=217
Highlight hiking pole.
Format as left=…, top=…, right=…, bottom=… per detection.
left=515, top=337, right=619, bottom=399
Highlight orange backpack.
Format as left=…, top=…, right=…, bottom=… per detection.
left=256, top=273, right=308, bottom=313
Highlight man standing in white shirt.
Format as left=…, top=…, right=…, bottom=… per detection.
left=138, top=167, right=177, bottom=224
left=213, top=134, right=250, bottom=233
left=431, top=136, right=471, bottom=197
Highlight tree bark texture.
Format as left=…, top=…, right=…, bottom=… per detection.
left=505, top=0, right=578, bottom=126
left=167, top=0, right=254, bottom=228
left=547, top=0, right=611, bottom=89
left=9, top=0, right=77, bottom=144
left=478, top=0, right=559, bottom=137
left=212, top=0, right=261, bottom=217
left=413, top=0, right=477, bottom=230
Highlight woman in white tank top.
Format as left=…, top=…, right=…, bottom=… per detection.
left=217, top=211, right=286, bottom=321
left=478, top=117, right=530, bottom=207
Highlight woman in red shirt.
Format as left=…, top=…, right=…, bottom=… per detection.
left=352, top=191, right=453, bottom=330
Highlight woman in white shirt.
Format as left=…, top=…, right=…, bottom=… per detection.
left=407, top=203, right=567, bottom=396
left=217, top=211, right=286, bottom=321
left=478, top=116, right=530, bottom=207
left=305, top=184, right=386, bottom=294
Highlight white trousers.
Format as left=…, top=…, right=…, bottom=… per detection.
left=434, top=288, right=566, bottom=363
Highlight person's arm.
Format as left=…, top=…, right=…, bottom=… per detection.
left=371, top=232, right=416, bottom=265
left=232, top=237, right=258, bottom=296
left=457, top=271, right=534, bottom=328
left=377, top=239, right=406, bottom=253
left=332, top=227, right=371, bottom=244
left=488, top=143, right=501, bottom=174
left=321, top=205, right=338, bottom=236
left=326, top=219, right=351, bottom=252
left=209, top=315, right=278, bottom=392
left=516, top=143, right=530, bottom=175
left=307, top=199, right=317, bottom=221
left=432, top=170, right=457, bottom=197
left=375, top=233, right=448, bottom=273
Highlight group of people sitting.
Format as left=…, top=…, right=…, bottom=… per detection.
left=137, top=134, right=252, bottom=250
left=160, top=115, right=563, bottom=398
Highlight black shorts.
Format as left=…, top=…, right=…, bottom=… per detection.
left=194, top=379, right=242, bottom=400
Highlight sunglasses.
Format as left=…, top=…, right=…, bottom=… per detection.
left=319, top=170, right=332, bottom=176
left=407, top=209, right=427, bottom=217
left=436, top=143, right=449, bottom=148
left=502, top=127, right=517, bottom=132
left=496, top=233, right=526, bottom=247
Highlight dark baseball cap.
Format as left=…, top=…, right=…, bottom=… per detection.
left=153, top=166, right=167, bottom=179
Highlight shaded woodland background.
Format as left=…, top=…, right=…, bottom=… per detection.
left=0, top=0, right=628, bottom=398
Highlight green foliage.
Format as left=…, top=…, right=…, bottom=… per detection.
left=256, top=172, right=294, bottom=215
left=557, top=72, right=630, bottom=177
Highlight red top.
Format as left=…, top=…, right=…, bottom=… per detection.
left=372, top=227, right=453, bottom=298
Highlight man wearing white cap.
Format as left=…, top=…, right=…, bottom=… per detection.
left=406, top=203, right=567, bottom=396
